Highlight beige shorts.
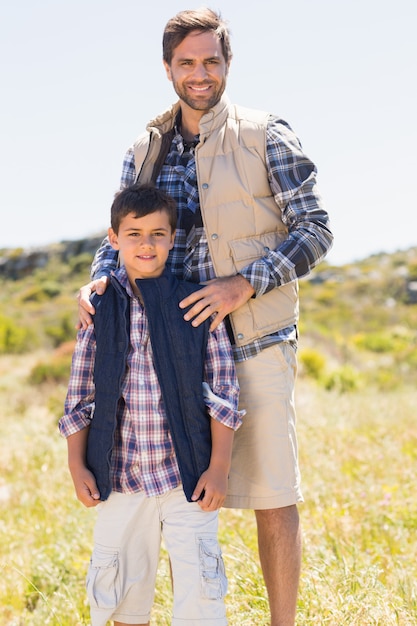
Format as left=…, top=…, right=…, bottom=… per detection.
left=224, top=342, right=304, bottom=510
left=87, top=486, right=228, bottom=626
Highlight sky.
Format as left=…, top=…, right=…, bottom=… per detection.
left=1, top=0, right=416, bottom=266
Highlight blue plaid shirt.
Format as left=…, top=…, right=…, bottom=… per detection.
left=92, top=111, right=333, bottom=361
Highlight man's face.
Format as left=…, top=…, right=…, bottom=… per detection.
left=164, top=30, right=230, bottom=113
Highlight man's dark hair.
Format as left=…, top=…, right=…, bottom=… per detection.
left=162, top=8, right=232, bottom=65
left=110, top=184, right=177, bottom=233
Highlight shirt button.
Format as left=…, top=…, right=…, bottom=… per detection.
left=237, top=333, right=244, bottom=340
left=211, top=233, right=218, bottom=240
left=202, top=183, right=209, bottom=189
left=264, top=246, right=270, bottom=254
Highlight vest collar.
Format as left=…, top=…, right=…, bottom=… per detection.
left=135, top=265, right=178, bottom=301
left=146, top=95, right=231, bottom=141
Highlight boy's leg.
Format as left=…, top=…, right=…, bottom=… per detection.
left=161, top=485, right=228, bottom=626
left=87, top=491, right=161, bottom=626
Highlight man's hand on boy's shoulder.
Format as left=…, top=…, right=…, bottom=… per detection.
left=179, top=274, right=255, bottom=332
left=77, top=276, right=110, bottom=329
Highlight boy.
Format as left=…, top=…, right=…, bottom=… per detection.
left=59, top=184, right=243, bottom=626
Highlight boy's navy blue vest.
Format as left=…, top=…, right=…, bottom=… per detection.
left=86, top=267, right=212, bottom=502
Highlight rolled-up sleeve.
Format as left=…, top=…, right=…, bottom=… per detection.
left=58, top=326, right=96, bottom=438
left=203, top=322, right=244, bottom=431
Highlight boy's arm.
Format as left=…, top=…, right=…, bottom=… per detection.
left=67, top=427, right=101, bottom=507
left=192, top=319, right=245, bottom=511
left=59, top=323, right=99, bottom=506
left=191, top=419, right=235, bottom=511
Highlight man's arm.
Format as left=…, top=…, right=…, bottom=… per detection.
left=238, top=118, right=333, bottom=294
left=180, top=117, right=333, bottom=329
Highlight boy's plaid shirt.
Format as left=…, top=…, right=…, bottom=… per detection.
left=59, top=267, right=243, bottom=497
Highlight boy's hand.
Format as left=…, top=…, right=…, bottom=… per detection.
left=191, top=466, right=228, bottom=511
left=70, top=466, right=101, bottom=508
left=76, top=276, right=109, bottom=330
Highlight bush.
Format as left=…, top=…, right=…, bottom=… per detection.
left=28, top=354, right=72, bottom=385
left=21, top=281, right=61, bottom=303
left=45, top=314, right=77, bottom=347
left=68, top=252, right=94, bottom=275
left=323, top=365, right=362, bottom=393
left=354, top=331, right=408, bottom=354
left=0, top=314, right=31, bottom=354
left=299, top=348, right=326, bottom=380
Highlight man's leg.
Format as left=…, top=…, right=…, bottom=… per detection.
left=255, top=505, right=301, bottom=626
left=225, top=343, right=303, bottom=623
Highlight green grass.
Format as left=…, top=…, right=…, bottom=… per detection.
left=1, top=354, right=416, bottom=625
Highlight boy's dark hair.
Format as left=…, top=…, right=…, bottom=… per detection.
left=163, top=8, right=232, bottom=66
left=110, top=184, right=177, bottom=233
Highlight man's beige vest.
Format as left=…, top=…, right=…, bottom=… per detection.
left=132, top=96, right=298, bottom=348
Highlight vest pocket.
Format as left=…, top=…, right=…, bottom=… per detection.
left=86, top=543, right=121, bottom=610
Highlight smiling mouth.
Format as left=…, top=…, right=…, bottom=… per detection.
left=189, top=84, right=211, bottom=92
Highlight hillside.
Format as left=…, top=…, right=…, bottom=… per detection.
left=1, top=239, right=417, bottom=389
left=1, top=240, right=417, bottom=624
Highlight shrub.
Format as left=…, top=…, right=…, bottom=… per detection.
left=299, top=348, right=326, bottom=380
left=21, top=281, right=61, bottom=303
left=68, top=252, right=94, bottom=275
left=323, top=365, right=362, bottom=393
left=28, top=354, right=72, bottom=385
left=45, top=314, right=77, bottom=347
left=354, top=331, right=407, bottom=354
left=0, top=314, right=31, bottom=354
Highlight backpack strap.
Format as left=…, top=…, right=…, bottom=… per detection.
left=135, top=128, right=175, bottom=185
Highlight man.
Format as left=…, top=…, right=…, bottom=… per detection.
left=79, top=9, right=333, bottom=625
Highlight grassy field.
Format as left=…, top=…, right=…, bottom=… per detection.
left=1, top=352, right=416, bottom=625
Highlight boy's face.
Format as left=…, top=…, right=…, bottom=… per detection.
left=108, top=210, right=175, bottom=282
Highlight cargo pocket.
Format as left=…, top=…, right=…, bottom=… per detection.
left=86, top=544, right=121, bottom=610
left=197, top=534, right=228, bottom=600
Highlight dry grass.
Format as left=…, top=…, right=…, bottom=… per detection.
left=1, top=354, right=416, bottom=624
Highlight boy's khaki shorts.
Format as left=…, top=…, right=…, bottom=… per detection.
left=87, top=486, right=228, bottom=626
left=224, top=342, right=304, bottom=510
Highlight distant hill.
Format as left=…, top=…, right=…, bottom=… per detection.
left=0, top=234, right=106, bottom=281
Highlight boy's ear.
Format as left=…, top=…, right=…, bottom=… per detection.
left=169, top=229, right=176, bottom=249
left=108, top=227, right=120, bottom=250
